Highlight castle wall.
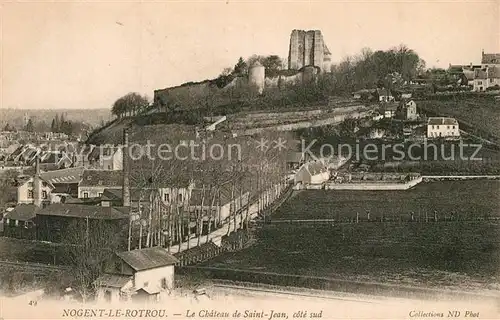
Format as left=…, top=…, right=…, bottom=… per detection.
left=313, top=30, right=324, bottom=69
left=288, top=29, right=330, bottom=72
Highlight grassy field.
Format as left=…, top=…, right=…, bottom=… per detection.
left=203, top=181, right=500, bottom=292
left=272, top=181, right=500, bottom=221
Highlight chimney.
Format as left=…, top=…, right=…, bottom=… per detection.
left=33, top=155, right=42, bottom=207
left=122, top=129, right=131, bottom=207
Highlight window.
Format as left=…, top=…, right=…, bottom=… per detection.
left=83, top=192, right=89, bottom=199
left=447, top=126, right=450, bottom=130
left=161, top=277, right=168, bottom=289
left=28, top=190, right=33, bottom=199
left=42, top=190, right=47, bottom=199
left=143, top=281, right=149, bottom=287
left=28, top=182, right=33, bottom=188
left=164, top=193, right=170, bottom=202
left=478, top=81, right=483, bottom=85
left=490, top=78, right=493, bottom=83
left=436, top=125, right=440, bottom=129
left=452, top=126, right=455, bottom=129
left=178, top=193, right=183, bottom=203
left=98, top=193, right=103, bottom=197
left=432, top=125, right=435, bottom=130
left=107, top=165, right=111, bottom=170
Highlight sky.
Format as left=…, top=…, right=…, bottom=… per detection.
left=1, top=0, right=499, bottom=110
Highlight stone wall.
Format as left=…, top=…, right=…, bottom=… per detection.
left=288, top=29, right=330, bottom=72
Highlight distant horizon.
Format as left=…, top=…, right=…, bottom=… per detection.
left=2, top=1, right=498, bottom=110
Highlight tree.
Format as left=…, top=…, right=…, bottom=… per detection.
left=233, top=57, right=248, bottom=76
left=25, top=119, right=34, bottom=132
left=50, top=118, right=57, bottom=132
left=3, top=123, right=14, bottom=132
left=112, top=92, right=150, bottom=118
left=262, top=55, right=283, bottom=77
left=61, top=219, right=125, bottom=302
left=0, top=170, right=18, bottom=208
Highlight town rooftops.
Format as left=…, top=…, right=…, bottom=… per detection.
left=427, top=117, right=459, bottom=126
left=376, top=88, right=392, bottom=96
left=474, top=69, right=488, bottom=79
left=116, top=247, right=179, bottom=271
left=482, top=53, right=500, bottom=64
left=40, top=167, right=84, bottom=184
left=101, top=188, right=149, bottom=202
left=488, top=66, right=500, bottom=79
left=463, top=70, right=475, bottom=80
left=4, top=204, right=38, bottom=221
left=79, top=170, right=123, bottom=187
left=36, top=203, right=129, bottom=219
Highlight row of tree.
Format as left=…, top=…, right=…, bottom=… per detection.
left=50, top=113, right=75, bottom=136
left=111, top=92, right=150, bottom=118
left=126, top=130, right=292, bottom=252
left=331, top=44, right=426, bottom=93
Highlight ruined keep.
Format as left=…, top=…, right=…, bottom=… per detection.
left=288, top=30, right=332, bottom=73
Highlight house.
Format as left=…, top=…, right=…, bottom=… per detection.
left=286, top=151, right=306, bottom=171
left=78, top=170, right=123, bottom=199
left=95, top=247, right=178, bottom=303
left=352, top=89, right=374, bottom=101
left=427, top=117, right=460, bottom=139
left=100, top=188, right=154, bottom=208
left=472, top=65, right=500, bottom=92
left=376, top=88, right=394, bottom=103
left=89, top=146, right=123, bottom=170
left=294, top=161, right=330, bottom=185
left=481, top=51, right=500, bottom=66
left=397, top=100, right=418, bottom=121
left=382, top=104, right=398, bottom=119
left=40, top=167, right=84, bottom=200
left=35, top=203, right=129, bottom=242
left=2, top=204, right=38, bottom=239
left=473, top=69, right=489, bottom=92
left=16, top=175, right=54, bottom=205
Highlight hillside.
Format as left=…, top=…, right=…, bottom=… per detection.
left=418, top=94, right=500, bottom=144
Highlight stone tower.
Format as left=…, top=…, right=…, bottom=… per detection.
left=288, top=29, right=331, bottom=72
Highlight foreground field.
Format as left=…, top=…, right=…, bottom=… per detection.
left=203, top=181, right=500, bottom=293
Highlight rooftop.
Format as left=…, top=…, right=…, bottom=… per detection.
left=4, top=204, right=38, bottom=221
left=482, top=53, right=500, bottom=64
left=79, top=170, right=123, bottom=187
left=427, top=117, right=459, bottom=126
left=40, top=167, right=84, bottom=184
left=116, top=247, right=178, bottom=271
left=94, top=274, right=131, bottom=288
left=36, top=203, right=129, bottom=220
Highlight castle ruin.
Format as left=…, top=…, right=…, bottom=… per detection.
left=288, top=30, right=332, bottom=73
